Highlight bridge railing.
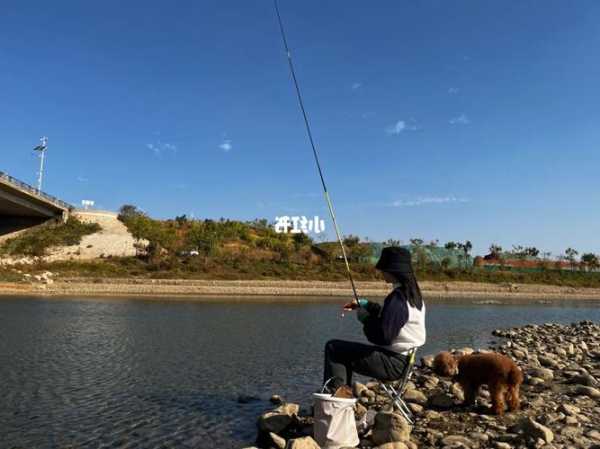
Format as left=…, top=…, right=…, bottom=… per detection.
left=0, top=171, right=73, bottom=211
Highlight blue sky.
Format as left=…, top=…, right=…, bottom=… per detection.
left=1, top=1, right=599, bottom=256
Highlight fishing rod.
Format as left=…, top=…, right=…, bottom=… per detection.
left=273, top=0, right=360, bottom=304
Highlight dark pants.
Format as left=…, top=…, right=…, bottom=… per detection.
left=323, top=339, right=408, bottom=390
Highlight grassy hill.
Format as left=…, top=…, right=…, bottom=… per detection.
left=0, top=218, right=101, bottom=257
left=1, top=205, right=599, bottom=289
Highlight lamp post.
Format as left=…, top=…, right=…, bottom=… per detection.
left=33, top=136, right=48, bottom=192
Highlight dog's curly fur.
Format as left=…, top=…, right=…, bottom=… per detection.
left=433, top=351, right=523, bottom=415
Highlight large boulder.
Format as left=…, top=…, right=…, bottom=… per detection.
left=573, top=385, right=600, bottom=398
left=374, top=443, right=409, bottom=449
left=538, top=355, right=560, bottom=368
left=428, top=392, right=455, bottom=409
left=420, top=355, right=434, bottom=368
left=258, top=411, right=293, bottom=434
left=512, top=349, right=527, bottom=359
left=421, top=375, right=439, bottom=390
left=285, top=436, right=320, bottom=449
left=569, top=373, right=598, bottom=387
left=277, top=403, right=300, bottom=415
left=353, top=382, right=368, bottom=397
left=258, top=403, right=300, bottom=434
left=559, top=403, right=581, bottom=416
left=407, top=403, right=423, bottom=415
left=519, top=417, right=554, bottom=444
left=527, top=367, right=554, bottom=382
left=587, top=429, right=600, bottom=441
left=270, top=432, right=287, bottom=449
left=402, top=389, right=427, bottom=405
left=370, top=412, right=412, bottom=446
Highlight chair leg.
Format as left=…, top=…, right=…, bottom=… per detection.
left=378, top=349, right=417, bottom=425
left=379, top=383, right=414, bottom=425
left=394, top=398, right=414, bottom=424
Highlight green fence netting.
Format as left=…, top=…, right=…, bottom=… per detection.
left=367, top=243, right=473, bottom=269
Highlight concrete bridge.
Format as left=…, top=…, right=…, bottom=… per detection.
left=0, top=171, right=73, bottom=239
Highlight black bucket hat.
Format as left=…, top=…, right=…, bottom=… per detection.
left=375, top=246, right=413, bottom=275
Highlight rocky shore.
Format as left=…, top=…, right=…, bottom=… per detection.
left=249, top=321, right=600, bottom=449
left=1, top=277, right=600, bottom=301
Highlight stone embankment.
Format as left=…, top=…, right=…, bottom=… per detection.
left=248, top=321, right=600, bottom=449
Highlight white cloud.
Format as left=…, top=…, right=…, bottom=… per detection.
left=146, top=141, right=177, bottom=156
left=386, top=119, right=418, bottom=135
left=449, top=114, right=470, bottom=125
left=448, top=87, right=459, bottom=94
left=390, top=196, right=470, bottom=207
left=146, top=143, right=160, bottom=155
left=163, top=143, right=177, bottom=152
left=219, top=139, right=232, bottom=152
left=76, top=176, right=88, bottom=183
left=387, top=120, right=406, bottom=135
left=352, top=82, right=362, bottom=90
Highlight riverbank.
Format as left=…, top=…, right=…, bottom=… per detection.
left=252, top=320, right=600, bottom=449
left=1, top=278, right=600, bottom=300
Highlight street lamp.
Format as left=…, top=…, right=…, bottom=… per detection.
left=33, top=136, right=48, bottom=192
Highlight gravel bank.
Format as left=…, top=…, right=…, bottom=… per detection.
left=1, top=278, right=600, bottom=300
left=252, top=320, right=600, bottom=449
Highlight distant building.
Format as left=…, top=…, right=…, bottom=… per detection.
left=476, top=253, right=574, bottom=271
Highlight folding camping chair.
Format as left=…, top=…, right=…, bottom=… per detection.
left=378, top=348, right=417, bottom=424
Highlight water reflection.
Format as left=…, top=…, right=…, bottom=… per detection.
left=1, top=296, right=599, bottom=449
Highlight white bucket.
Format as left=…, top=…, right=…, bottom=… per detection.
left=312, top=393, right=359, bottom=449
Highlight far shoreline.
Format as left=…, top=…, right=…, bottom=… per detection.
left=1, top=279, right=600, bottom=302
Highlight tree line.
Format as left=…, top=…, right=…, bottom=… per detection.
left=117, top=205, right=599, bottom=273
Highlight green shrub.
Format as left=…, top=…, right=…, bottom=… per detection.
left=0, top=218, right=101, bottom=257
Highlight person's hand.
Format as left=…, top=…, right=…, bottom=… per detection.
left=343, top=301, right=358, bottom=311
left=342, top=298, right=368, bottom=311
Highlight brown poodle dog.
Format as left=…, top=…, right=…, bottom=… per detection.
left=433, top=351, right=523, bottom=415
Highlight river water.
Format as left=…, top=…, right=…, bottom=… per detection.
left=1, top=296, right=600, bottom=449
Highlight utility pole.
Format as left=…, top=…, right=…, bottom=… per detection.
left=33, top=136, right=48, bottom=192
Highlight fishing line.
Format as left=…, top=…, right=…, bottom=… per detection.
left=273, top=0, right=359, bottom=303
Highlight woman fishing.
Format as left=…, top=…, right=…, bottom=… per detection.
left=323, top=246, right=426, bottom=394
left=272, top=1, right=426, bottom=395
